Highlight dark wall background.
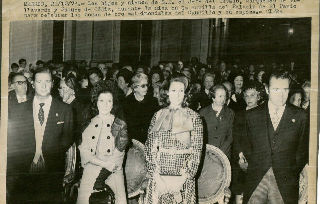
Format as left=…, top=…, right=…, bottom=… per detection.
left=225, top=18, right=311, bottom=76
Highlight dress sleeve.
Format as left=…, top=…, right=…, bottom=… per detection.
left=144, top=111, right=159, bottom=179
left=115, top=119, right=129, bottom=152
left=185, top=113, right=203, bottom=178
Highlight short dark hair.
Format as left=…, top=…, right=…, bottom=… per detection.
left=243, top=80, right=262, bottom=93
left=88, top=68, right=103, bottom=80
left=116, top=69, right=133, bottom=84
left=18, top=59, right=26, bottom=65
left=10, top=73, right=26, bottom=84
left=33, top=67, right=52, bottom=81
left=268, top=70, right=291, bottom=87
left=36, top=60, right=44, bottom=66
left=11, top=63, right=19, bottom=69
left=209, top=84, right=228, bottom=99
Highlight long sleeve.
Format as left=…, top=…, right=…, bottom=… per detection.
left=296, top=110, right=308, bottom=175
left=62, top=104, right=74, bottom=152
left=114, top=119, right=129, bottom=152
left=145, top=112, right=158, bottom=179
left=185, top=114, right=203, bottom=178
left=220, top=110, right=235, bottom=158
left=78, top=129, right=95, bottom=167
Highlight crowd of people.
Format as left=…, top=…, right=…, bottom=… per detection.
left=7, top=57, right=310, bottom=204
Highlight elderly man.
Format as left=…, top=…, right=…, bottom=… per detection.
left=7, top=67, right=73, bottom=203
left=232, top=70, right=308, bottom=204
left=8, top=73, right=32, bottom=105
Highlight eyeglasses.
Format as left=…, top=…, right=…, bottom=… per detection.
left=136, top=84, right=148, bottom=88
left=14, top=81, right=27, bottom=85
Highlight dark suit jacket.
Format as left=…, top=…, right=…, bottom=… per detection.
left=190, top=90, right=212, bottom=111
left=232, top=103, right=308, bottom=204
left=7, top=96, right=73, bottom=202
left=199, top=105, right=234, bottom=158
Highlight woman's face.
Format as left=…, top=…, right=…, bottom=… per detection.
left=59, top=80, right=71, bottom=98
left=134, top=79, right=148, bottom=97
left=290, top=92, right=302, bottom=107
left=80, top=78, right=88, bottom=88
left=257, top=71, right=265, bottom=83
left=234, top=76, right=244, bottom=90
left=117, top=76, right=127, bottom=90
left=213, top=88, right=227, bottom=106
left=136, top=67, right=144, bottom=74
left=303, top=86, right=310, bottom=100
left=168, top=81, right=185, bottom=107
left=152, top=73, right=160, bottom=84
left=97, top=93, right=113, bottom=115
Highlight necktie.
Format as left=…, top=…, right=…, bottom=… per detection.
left=273, top=108, right=280, bottom=130
left=38, top=103, right=45, bottom=126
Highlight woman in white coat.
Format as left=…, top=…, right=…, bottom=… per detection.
left=77, top=88, right=128, bottom=204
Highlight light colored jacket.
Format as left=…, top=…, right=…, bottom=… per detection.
left=79, top=115, right=128, bottom=167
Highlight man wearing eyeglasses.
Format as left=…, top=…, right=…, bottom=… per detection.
left=7, top=67, right=73, bottom=203
left=8, top=73, right=32, bottom=105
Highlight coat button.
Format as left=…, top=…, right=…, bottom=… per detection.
left=107, top=136, right=110, bottom=139
left=215, top=127, right=218, bottom=130
left=95, top=124, right=98, bottom=127
left=91, top=149, right=93, bottom=152
left=92, top=136, right=95, bottom=139
left=107, top=124, right=110, bottom=127
left=107, top=149, right=110, bottom=153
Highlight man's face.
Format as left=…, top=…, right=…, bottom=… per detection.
left=12, top=67, right=19, bottom=73
left=89, top=73, right=101, bottom=86
left=19, top=61, right=26, bottom=68
left=34, top=72, right=52, bottom=98
left=12, top=75, right=27, bottom=96
left=268, top=77, right=290, bottom=107
left=204, top=76, right=214, bottom=90
left=244, top=88, right=259, bottom=109
left=98, top=64, right=107, bottom=77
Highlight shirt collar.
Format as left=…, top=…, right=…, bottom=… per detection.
left=33, top=95, right=52, bottom=106
left=268, top=101, right=286, bottom=114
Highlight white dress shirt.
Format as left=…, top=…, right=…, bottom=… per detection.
left=268, top=101, right=286, bottom=130
left=32, top=95, right=52, bottom=163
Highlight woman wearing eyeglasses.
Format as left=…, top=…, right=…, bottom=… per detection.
left=123, top=73, right=159, bottom=144
left=144, top=77, right=203, bottom=204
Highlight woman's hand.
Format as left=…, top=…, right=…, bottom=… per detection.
left=140, top=178, right=149, bottom=190
left=238, top=152, right=248, bottom=171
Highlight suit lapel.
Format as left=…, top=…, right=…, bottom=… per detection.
left=276, top=105, right=294, bottom=134
left=43, top=98, right=57, bottom=149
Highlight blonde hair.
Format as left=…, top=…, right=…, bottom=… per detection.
left=131, top=73, right=148, bottom=87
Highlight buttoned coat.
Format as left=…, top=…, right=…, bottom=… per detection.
left=79, top=116, right=129, bottom=167
left=232, top=103, right=308, bottom=204
left=199, top=105, right=234, bottom=158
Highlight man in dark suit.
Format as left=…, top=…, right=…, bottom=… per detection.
left=191, top=72, right=215, bottom=111
left=232, top=70, right=308, bottom=204
left=7, top=67, right=73, bottom=203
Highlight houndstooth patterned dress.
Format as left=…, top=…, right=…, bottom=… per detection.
left=144, top=107, right=203, bottom=204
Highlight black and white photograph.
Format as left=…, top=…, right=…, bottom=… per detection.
left=7, top=18, right=311, bottom=204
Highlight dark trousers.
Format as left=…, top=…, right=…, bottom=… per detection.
left=8, top=173, right=64, bottom=204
